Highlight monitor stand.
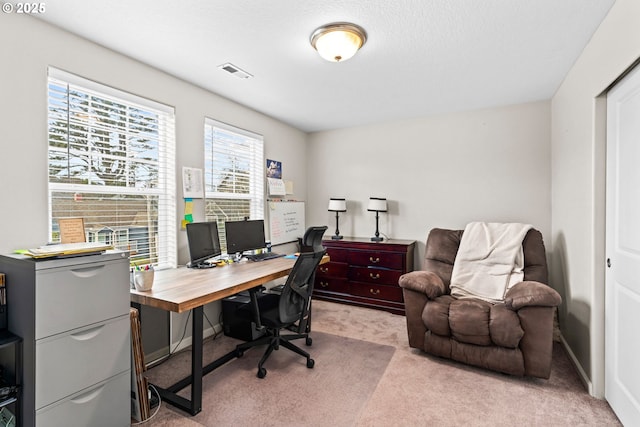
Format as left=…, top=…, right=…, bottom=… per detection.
left=187, top=262, right=217, bottom=269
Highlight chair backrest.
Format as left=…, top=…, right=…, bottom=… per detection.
left=423, top=227, right=549, bottom=290
left=278, top=245, right=326, bottom=326
left=299, top=225, right=327, bottom=253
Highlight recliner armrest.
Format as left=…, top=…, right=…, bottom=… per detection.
left=505, top=281, right=562, bottom=310
left=398, top=271, right=446, bottom=299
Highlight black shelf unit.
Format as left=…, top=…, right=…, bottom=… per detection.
left=0, top=330, right=21, bottom=427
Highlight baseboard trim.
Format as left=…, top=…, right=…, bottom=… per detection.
left=559, top=334, right=593, bottom=395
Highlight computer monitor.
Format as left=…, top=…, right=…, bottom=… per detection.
left=186, top=221, right=221, bottom=267
left=225, top=219, right=266, bottom=254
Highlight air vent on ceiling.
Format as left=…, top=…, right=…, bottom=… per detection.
left=218, top=63, right=253, bottom=79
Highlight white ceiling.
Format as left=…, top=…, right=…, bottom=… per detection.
left=35, top=0, right=615, bottom=133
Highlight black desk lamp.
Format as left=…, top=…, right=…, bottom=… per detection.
left=328, top=198, right=347, bottom=240
left=367, top=197, right=387, bottom=242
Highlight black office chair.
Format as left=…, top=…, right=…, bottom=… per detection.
left=296, top=225, right=327, bottom=334
left=235, top=226, right=327, bottom=378
left=299, top=225, right=327, bottom=253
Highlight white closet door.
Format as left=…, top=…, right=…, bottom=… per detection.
left=606, top=63, right=640, bottom=426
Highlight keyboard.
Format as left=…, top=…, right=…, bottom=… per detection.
left=246, top=252, right=285, bottom=262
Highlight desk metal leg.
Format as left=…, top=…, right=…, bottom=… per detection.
left=154, top=306, right=203, bottom=415
left=191, top=305, right=203, bottom=414
left=146, top=285, right=266, bottom=415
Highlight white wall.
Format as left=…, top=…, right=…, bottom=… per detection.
left=550, top=0, right=640, bottom=397
left=307, top=101, right=551, bottom=267
left=0, top=15, right=307, bottom=344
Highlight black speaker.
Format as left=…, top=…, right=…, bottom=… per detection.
left=222, top=291, right=267, bottom=341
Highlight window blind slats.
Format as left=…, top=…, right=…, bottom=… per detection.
left=204, top=118, right=264, bottom=252
left=47, top=67, right=176, bottom=269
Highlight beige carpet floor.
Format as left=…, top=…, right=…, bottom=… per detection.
left=139, top=300, right=621, bottom=426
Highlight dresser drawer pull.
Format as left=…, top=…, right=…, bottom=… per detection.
left=319, top=281, right=329, bottom=288
left=319, top=267, right=329, bottom=273
left=369, top=257, right=380, bottom=264
left=369, top=273, right=380, bottom=280
left=369, top=288, right=380, bottom=296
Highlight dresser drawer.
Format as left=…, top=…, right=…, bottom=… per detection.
left=317, top=261, right=348, bottom=278
left=36, top=260, right=130, bottom=339
left=317, top=238, right=415, bottom=315
left=347, top=251, right=404, bottom=269
left=325, top=247, right=348, bottom=263
left=315, top=277, right=348, bottom=294
left=350, top=281, right=403, bottom=302
left=35, top=315, right=130, bottom=409
left=349, top=266, right=402, bottom=285
left=36, top=370, right=130, bottom=427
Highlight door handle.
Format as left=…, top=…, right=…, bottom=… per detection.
left=607, top=258, right=611, bottom=268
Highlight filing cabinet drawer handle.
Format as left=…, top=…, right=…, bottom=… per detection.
left=319, top=281, right=329, bottom=288
left=70, top=264, right=106, bottom=278
left=369, top=288, right=380, bottom=296
left=71, top=383, right=106, bottom=404
left=369, top=257, right=380, bottom=264
left=369, top=273, right=380, bottom=280
left=319, top=267, right=329, bottom=273
left=70, top=324, right=105, bottom=341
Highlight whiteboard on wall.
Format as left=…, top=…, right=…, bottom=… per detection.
left=268, top=201, right=305, bottom=245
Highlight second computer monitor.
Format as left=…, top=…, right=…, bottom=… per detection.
left=225, top=219, right=266, bottom=254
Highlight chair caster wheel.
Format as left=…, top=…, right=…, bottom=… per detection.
left=257, top=367, right=267, bottom=378
left=236, top=349, right=244, bottom=358
left=307, top=358, right=315, bottom=369
left=306, top=337, right=312, bottom=346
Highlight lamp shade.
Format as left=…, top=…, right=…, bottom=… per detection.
left=310, top=22, right=367, bottom=62
left=367, top=197, right=387, bottom=212
left=328, top=198, right=347, bottom=212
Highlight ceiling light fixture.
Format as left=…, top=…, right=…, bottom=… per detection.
left=310, top=22, right=367, bottom=63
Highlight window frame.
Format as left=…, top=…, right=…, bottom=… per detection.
left=47, top=67, right=177, bottom=269
left=203, top=118, right=264, bottom=252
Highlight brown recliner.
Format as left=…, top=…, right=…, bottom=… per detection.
left=399, top=228, right=561, bottom=378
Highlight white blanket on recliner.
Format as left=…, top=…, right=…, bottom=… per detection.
left=449, top=222, right=532, bottom=303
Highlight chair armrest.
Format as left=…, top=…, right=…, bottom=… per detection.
left=398, top=271, right=446, bottom=299
left=505, top=281, right=562, bottom=310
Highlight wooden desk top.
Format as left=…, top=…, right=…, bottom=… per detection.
left=130, top=255, right=328, bottom=313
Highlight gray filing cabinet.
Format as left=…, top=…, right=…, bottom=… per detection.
left=0, top=251, right=130, bottom=426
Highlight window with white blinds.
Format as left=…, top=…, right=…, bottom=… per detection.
left=203, top=118, right=264, bottom=252
left=47, top=68, right=177, bottom=269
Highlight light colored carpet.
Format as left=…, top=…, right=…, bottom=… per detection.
left=140, top=300, right=621, bottom=426
left=142, top=317, right=395, bottom=426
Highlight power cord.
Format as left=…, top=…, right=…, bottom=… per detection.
left=130, top=384, right=162, bottom=425
left=150, top=307, right=224, bottom=368
left=203, top=310, right=222, bottom=342
left=167, top=310, right=192, bottom=358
